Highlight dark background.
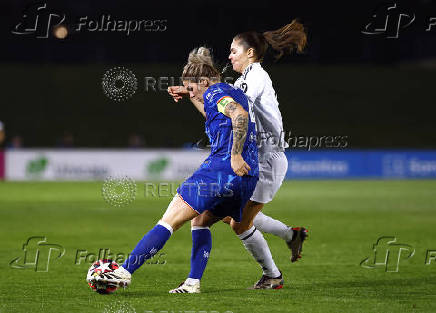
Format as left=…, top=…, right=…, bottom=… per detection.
left=1, top=0, right=436, bottom=148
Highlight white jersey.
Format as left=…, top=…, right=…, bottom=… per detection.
left=234, top=62, right=287, bottom=162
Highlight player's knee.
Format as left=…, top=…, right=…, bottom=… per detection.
left=230, top=219, right=247, bottom=235
left=221, top=216, right=231, bottom=225
left=161, top=195, right=198, bottom=231
left=230, top=219, right=239, bottom=233
left=191, top=211, right=219, bottom=228
left=191, top=215, right=203, bottom=227
left=160, top=216, right=181, bottom=232
left=249, top=200, right=263, bottom=206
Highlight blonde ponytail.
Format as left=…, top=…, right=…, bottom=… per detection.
left=182, top=47, right=221, bottom=81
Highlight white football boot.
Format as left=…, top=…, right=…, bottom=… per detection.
left=169, top=279, right=200, bottom=293
left=96, top=266, right=132, bottom=288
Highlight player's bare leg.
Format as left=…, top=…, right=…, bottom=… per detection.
left=230, top=200, right=264, bottom=235
left=161, top=195, right=200, bottom=231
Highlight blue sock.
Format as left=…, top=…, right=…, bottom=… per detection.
left=188, top=227, right=212, bottom=280
left=122, top=222, right=172, bottom=274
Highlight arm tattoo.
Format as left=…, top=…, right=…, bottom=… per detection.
left=224, top=102, right=238, bottom=115
left=226, top=103, right=248, bottom=155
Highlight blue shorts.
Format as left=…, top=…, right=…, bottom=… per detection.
left=177, top=162, right=258, bottom=222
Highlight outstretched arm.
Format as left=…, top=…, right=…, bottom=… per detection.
left=222, top=101, right=251, bottom=176
left=168, top=86, right=205, bottom=118
left=167, top=86, right=187, bottom=102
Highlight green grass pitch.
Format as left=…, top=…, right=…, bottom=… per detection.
left=1, top=180, right=436, bottom=313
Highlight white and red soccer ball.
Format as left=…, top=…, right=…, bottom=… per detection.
left=87, top=259, right=119, bottom=294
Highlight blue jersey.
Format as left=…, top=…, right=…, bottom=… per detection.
left=177, top=82, right=259, bottom=222
left=203, top=83, right=259, bottom=177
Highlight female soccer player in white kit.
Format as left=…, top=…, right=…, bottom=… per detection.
left=168, top=20, right=308, bottom=291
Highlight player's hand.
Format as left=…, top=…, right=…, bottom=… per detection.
left=167, top=86, right=188, bottom=102
left=231, top=154, right=251, bottom=176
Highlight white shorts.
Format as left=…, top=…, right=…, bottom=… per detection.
left=250, top=151, right=288, bottom=204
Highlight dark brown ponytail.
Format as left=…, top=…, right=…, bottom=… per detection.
left=234, top=19, right=307, bottom=61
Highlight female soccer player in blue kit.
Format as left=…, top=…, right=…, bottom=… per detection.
left=89, top=47, right=260, bottom=290
left=168, top=20, right=308, bottom=292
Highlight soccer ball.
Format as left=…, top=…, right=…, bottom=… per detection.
left=86, top=259, right=119, bottom=294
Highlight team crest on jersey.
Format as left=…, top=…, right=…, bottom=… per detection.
left=206, top=88, right=222, bottom=101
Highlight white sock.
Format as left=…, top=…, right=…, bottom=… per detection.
left=237, top=226, right=281, bottom=278
left=254, top=212, right=293, bottom=242
left=185, top=278, right=200, bottom=285
left=158, top=220, right=174, bottom=234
